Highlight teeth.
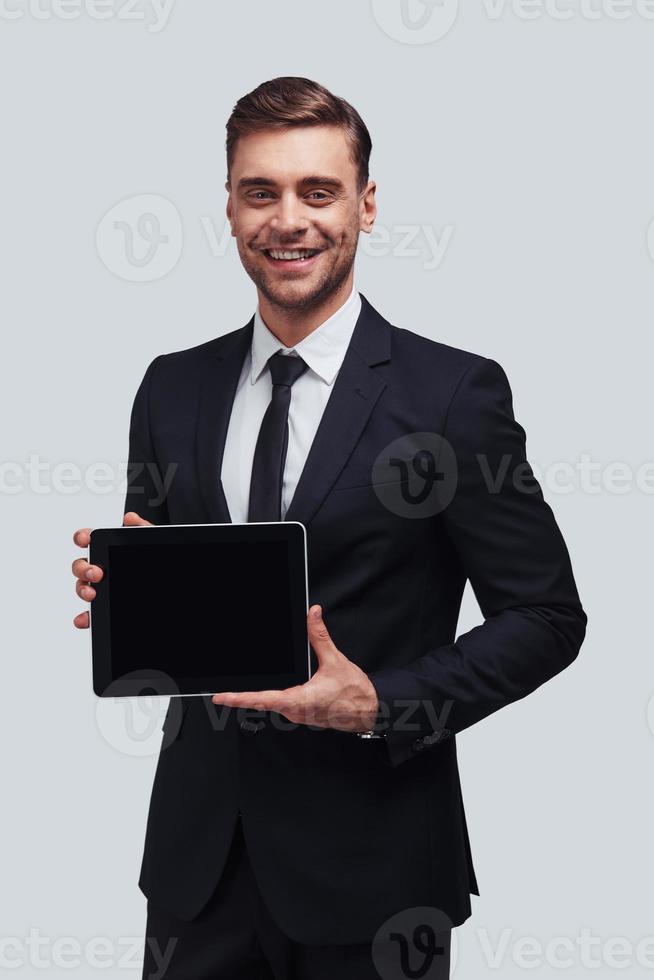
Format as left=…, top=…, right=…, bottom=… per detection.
left=267, top=249, right=317, bottom=260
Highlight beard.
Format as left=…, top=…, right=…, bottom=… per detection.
left=236, top=232, right=359, bottom=314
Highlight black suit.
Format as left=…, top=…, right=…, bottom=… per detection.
left=126, top=293, right=587, bottom=947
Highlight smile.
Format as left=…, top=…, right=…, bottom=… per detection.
left=262, top=248, right=324, bottom=269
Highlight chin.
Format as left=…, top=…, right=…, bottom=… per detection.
left=258, top=274, right=330, bottom=311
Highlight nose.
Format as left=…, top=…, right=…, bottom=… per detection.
left=267, top=192, right=310, bottom=240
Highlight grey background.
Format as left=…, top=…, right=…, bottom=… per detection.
left=2, top=1, right=652, bottom=975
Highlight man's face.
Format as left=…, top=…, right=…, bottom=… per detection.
left=226, top=125, right=375, bottom=312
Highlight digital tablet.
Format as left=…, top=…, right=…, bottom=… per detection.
left=89, top=521, right=310, bottom=698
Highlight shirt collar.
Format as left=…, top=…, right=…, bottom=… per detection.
left=250, top=285, right=362, bottom=387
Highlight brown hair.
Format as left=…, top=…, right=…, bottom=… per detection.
left=226, top=77, right=372, bottom=193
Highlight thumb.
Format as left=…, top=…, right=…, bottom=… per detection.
left=308, top=605, right=340, bottom=664
left=123, top=511, right=154, bottom=527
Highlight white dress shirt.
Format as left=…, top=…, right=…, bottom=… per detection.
left=221, top=285, right=363, bottom=523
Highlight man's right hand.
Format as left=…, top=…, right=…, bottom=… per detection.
left=72, top=511, right=153, bottom=629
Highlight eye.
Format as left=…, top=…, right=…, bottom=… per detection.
left=247, top=190, right=274, bottom=201
left=306, top=191, right=333, bottom=204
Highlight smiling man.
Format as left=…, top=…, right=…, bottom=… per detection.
left=227, top=109, right=373, bottom=344
left=72, top=77, right=587, bottom=980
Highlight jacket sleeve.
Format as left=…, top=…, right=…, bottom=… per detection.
left=122, top=355, right=171, bottom=526
left=367, top=356, right=587, bottom=767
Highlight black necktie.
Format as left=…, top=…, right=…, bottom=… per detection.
left=247, top=351, right=309, bottom=522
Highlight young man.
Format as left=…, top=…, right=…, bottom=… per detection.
left=72, top=76, right=587, bottom=980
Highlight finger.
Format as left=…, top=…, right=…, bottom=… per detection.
left=73, top=610, right=89, bottom=629
left=76, top=577, right=96, bottom=601
left=211, top=690, right=288, bottom=712
left=71, top=558, right=104, bottom=583
left=73, top=527, right=91, bottom=548
left=123, top=512, right=153, bottom=527
left=307, top=605, right=340, bottom=663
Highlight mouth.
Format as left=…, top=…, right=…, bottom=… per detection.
left=260, top=247, right=325, bottom=271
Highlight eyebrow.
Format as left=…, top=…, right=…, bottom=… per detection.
left=237, top=175, right=345, bottom=191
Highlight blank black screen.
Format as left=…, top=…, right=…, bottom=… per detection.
left=108, top=540, right=295, bottom=680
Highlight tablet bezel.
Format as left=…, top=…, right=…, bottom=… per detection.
left=88, top=521, right=310, bottom=698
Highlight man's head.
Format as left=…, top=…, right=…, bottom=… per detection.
left=225, top=77, right=376, bottom=314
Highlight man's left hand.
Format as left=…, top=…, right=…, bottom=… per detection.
left=211, top=605, right=380, bottom=733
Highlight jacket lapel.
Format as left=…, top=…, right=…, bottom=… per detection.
left=195, top=293, right=391, bottom=527
left=284, top=295, right=390, bottom=525
left=195, top=319, right=253, bottom=524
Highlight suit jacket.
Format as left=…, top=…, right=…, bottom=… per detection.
left=125, top=293, right=587, bottom=945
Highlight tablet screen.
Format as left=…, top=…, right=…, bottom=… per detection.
left=108, top=540, right=294, bottom=680
left=90, top=522, right=309, bottom=696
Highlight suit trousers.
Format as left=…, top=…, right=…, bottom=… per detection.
left=141, top=815, right=452, bottom=980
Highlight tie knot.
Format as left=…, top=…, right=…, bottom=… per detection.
left=268, top=350, right=308, bottom=388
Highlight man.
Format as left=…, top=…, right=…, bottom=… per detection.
left=72, top=76, right=587, bottom=979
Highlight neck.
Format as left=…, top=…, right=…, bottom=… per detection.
left=257, top=273, right=355, bottom=348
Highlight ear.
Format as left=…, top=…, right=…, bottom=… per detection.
left=359, top=179, right=377, bottom=234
